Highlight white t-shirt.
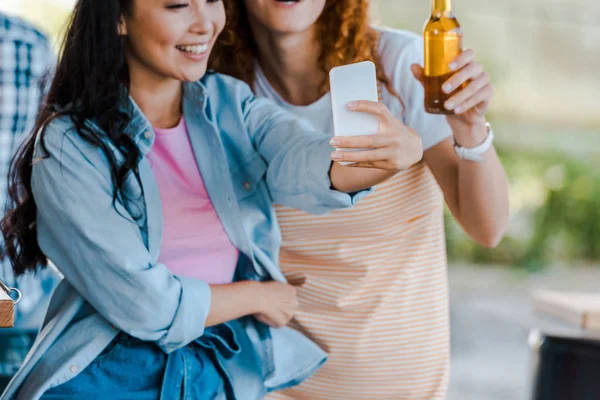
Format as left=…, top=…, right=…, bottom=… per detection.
left=253, top=27, right=453, bottom=150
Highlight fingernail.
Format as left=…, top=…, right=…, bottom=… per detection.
left=442, top=83, right=452, bottom=93
left=449, top=62, right=458, bottom=71
left=330, top=138, right=340, bottom=146
left=347, top=101, right=358, bottom=109
left=331, top=152, right=342, bottom=159
left=445, top=101, right=455, bottom=110
left=454, top=106, right=464, bottom=113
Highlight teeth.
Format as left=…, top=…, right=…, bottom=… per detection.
left=176, top=44, right=208, bottom=55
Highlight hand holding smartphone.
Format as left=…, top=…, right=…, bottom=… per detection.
left=329, top=61, right=379, bottom=165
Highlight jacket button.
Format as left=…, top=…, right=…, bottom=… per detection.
left=243, top=181, right=252, bottom=191
left=226, top=195, right=232, bottom=205
left=144, top=130, right=152, bottom=139
left=69, top=365, right=80, bottom=374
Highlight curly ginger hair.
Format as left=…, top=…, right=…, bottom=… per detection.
left=209, top=0, right=404, bottom=106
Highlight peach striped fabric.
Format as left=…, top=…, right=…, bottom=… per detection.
left=266, top=161, right=449, bottom=400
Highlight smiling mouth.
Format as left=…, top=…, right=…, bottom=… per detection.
left=274, top=0, right=302, bottom=3
left=176, top=44, right=208, bottom=55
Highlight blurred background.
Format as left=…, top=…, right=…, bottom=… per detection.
left=1, top=0, right=599, bottom=399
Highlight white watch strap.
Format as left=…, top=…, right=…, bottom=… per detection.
left=453, top=122, right=494, bottom=162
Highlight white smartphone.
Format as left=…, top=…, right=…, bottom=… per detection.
left=329, top=60, right=379, bottom=165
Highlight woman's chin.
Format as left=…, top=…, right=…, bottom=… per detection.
left=178, top=67, right=208, bottom=83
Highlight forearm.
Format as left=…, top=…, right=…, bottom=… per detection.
left=456, top=145, right=509, bottom=247
left=205, top=281, right=261, bottom=327
left=329, top=162, right=397, bottom=193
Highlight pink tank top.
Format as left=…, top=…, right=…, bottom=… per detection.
left=146, top=117, right=239, bottom=284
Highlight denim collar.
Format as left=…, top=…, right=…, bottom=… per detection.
left=122, top=80, right=209, bottom=156
left=56, top=79, right=211, bottom=157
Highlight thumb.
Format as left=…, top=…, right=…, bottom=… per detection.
left=410, top=64, right=425, bottom=87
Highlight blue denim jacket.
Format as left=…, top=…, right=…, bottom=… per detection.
left=0, top=73, right=369, bottom=400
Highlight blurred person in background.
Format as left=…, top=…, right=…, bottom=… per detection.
left=0, top=12, right=58, bottom=392
left=210, top=0, right=510, bottom=399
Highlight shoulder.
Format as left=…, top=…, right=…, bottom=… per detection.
left=375, top=26, right=423, bottom=63
left=37, top=114, right=109, bottom=172
left=371, top=27, right=424, bottom=112
left=40, top=115, right=77, bottom=151
left=372, top=26, right=424, bottom=100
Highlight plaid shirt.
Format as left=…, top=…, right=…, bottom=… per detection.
left=1, top=13, right=53, bottom=210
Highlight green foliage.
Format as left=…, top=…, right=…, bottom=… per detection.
left=446, top=145, right=600, bottom=269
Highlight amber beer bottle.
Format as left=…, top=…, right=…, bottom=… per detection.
left=423, top=0, right=462, bottom=114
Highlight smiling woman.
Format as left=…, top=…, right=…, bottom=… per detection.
left=0, top=0, right=424, bottom=399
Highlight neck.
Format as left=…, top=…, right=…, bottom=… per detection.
left=127, top=58, right=183, bottom=129
left=249, top=20, right=324, bottom=106
left=431, top=0, right=453, bottom=14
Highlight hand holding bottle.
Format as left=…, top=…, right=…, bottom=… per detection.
left=411, top=49, right=495, bottom=127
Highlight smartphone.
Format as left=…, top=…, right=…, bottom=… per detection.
left=329, top=61, right=379, bottom=165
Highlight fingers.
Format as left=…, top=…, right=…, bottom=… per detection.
left=254, top=281, right=298, bottom=328
left=346, top=161, right=387, bottom=169
left=410, top=64, right=424, bottom=87
left=442, top=49, right=495, bottom=115
left=259, top=315, right=286, bottom=329
left=347, top=100, right=391, bottom=123
left=448, top=48, right=475, bottom=71
left=255, top=314, right=275, bottom=327
left=331, top=148, right=392, bottom=167
left=442, top=61, right=484, bottom=96
left=255, top=307, right=295, bottom=328
left=473, top=100, right=490, bottom=115
left=444, top=71, right=490, bottom=112
left=453, top=83, right=495, bottom=115
left=330, top=134, right=395, bottom=149
left=330, top=128, right=422, bottom=170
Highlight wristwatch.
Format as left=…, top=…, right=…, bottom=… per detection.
left=453, top=122, right=494, bottom=163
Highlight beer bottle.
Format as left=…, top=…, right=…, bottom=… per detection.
left=423, top=0, right=462, bottom=114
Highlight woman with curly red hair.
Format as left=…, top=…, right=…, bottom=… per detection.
left=211, top=1, right=510, bottom=399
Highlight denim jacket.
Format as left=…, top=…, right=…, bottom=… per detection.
left=0, top=73, right=369, bottom=399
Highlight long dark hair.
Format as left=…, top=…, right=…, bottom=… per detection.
left=0, top=0, right=139, bottom=276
